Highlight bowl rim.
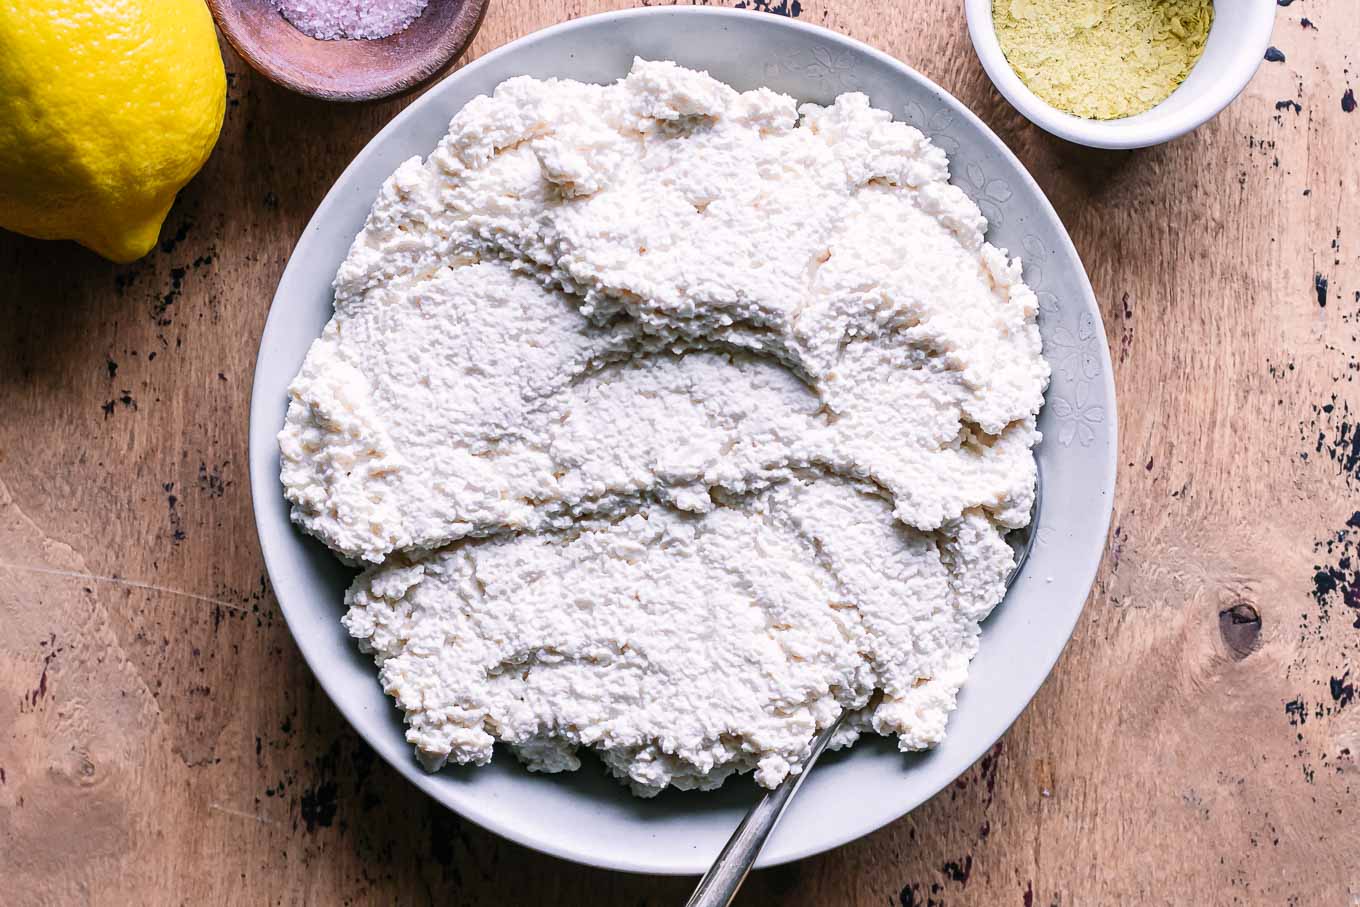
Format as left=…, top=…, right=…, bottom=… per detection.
left=248, top=4, right=1119, bottom=873
left=964, top=0, right=1277, bottom=149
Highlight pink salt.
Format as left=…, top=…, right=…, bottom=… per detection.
left=274, top=0, right=430, bottom=40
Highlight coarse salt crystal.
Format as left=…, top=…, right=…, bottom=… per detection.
left=274, top=0, right=430, bottom=41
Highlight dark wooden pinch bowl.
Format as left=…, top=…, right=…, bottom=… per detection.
left=207, top=0, right=490, bottom=102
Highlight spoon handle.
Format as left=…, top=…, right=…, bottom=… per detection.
left=684, top=715, right=845, bottom=907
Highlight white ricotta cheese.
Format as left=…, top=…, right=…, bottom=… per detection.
left=280, top=59, right=1049, bottom=795
left=345, top=480, right=1014, bottom=795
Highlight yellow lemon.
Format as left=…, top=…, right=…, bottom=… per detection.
left=0, top=1, right=226, bottom=262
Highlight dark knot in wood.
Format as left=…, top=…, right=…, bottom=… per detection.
left=1218, top=602, right=1262, bottom=659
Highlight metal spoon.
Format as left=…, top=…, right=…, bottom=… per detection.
left=686, top=466, right=1043, bottom=907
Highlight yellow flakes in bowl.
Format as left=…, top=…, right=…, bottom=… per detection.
left=993, top=0, right=1214, bottom=120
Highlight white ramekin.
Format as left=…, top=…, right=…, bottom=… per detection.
left=965, top=0, right=1277, bottom=149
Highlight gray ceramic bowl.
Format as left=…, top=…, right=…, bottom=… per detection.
left=249, top=6, right=1117, bottom=874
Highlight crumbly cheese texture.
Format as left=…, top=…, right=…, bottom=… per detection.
left=281, top=60, right=1049, bottom=796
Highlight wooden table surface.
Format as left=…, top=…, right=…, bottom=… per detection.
left=2, top=1, right=1357, bottom=904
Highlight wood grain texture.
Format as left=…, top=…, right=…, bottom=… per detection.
left=1, top=2, right=1356, bottom=904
